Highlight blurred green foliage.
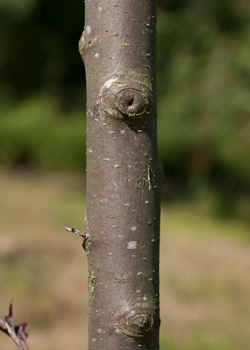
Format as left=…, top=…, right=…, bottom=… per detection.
left=157, top=0, right=250, bottom=199
left=160, top=334, right=235, bottom=350
left=0, top=0, right=250, bottom=201
left=0, top=97, right=86, bottom=172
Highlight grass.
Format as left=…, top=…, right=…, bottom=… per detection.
left=0, top=170, right=250, bottom=349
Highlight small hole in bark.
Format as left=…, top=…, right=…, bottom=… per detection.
left=128, top=95, right=134, bottom=106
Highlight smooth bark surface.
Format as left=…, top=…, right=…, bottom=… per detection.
left=79, top=1, right=163, bottom=349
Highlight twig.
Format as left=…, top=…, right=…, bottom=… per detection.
left=0, top=300, right=29, bottom=350
left=63, top=225, right=88, bottom=239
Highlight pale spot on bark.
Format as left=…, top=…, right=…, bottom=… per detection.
left=86, top=25, right=91, bottom=34
left=127, top=241, right=137, bottom=249
left=94, top=53, right=99, bottom=58
left=100, top=77, right=118, bottom=96
left=131, top=226, right=137, bottom=231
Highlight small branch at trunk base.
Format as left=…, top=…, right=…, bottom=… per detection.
left=0, top=300, right=29, bottom=350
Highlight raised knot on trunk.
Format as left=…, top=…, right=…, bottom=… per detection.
left=114, top=303, right=159, bottom=338
left=98, top=76, right=153, bottom=122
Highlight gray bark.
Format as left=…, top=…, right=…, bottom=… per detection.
left=79, top=0, right=163, bottom=349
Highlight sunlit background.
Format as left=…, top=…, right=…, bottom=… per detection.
left=1, top=0, right=250, bottom=349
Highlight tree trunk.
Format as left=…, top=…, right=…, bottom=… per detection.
left=79, top=1, right=163, bottom=349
